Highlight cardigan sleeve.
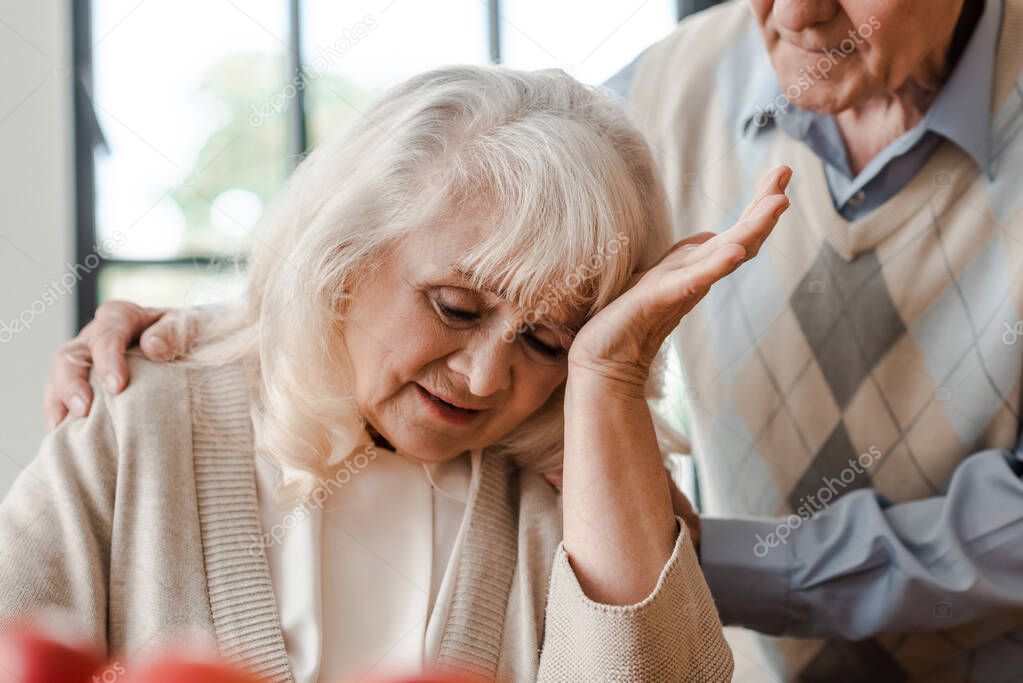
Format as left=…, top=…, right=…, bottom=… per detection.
left=0, top=379, right=117, bottom=646
left=537, top=516, right=733, bottom=682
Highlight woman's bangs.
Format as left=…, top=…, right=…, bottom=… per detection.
left=454, top=198, right=624, bottom=322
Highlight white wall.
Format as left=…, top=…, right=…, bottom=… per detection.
left=0, top=0, right=75, bottom=496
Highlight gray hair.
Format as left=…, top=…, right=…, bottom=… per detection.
left=192, top=65, right=674, bottom=499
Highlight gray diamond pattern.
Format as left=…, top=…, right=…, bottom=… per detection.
left=790, top=244, right=907, bottom=409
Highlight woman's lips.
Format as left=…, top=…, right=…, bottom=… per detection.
left=414, top=384, right=483, bottom=426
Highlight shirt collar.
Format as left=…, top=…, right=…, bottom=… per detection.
left=737, top=33, right=783, bottom=140
left=739, top=0, right=1002, bottom=178
left=924, top=0, right=1001, bottom=179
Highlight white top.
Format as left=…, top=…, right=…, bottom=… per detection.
left=252, top=411, right=482, bottom=682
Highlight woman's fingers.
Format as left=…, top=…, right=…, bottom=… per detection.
left=656, top=165, right=790, bottom=271
left=739, top=165, right=793, bottom=222
left=631, top=167, right=792, bottom=353
left=665, top=167, right=792, bottom=272
left=672, top=193, right=789, bottom=272
left=646, top=183, right=791, bottom=335
left=571, top=168, right=792, bottom=377
left=655, top=243, right=746, bottom=318
left=663, top=231, right=716, bottom=258
left=726, top=193, right=790, bottom=260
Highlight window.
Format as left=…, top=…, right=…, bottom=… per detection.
left=74, top=0, right=700, bottom=328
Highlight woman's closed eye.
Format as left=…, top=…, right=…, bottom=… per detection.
left=437, top=302, right=479, bottom=322
left=522, top=334, right=563, bottom=358
left=432, top=295, right=565, bottom=359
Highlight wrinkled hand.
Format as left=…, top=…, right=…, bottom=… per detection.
left=569, top=165, right=792, bottom=391
left=44, top=301, right=199, bottom=430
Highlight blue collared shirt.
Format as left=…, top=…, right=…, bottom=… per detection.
left=738, top=0, right=1001, bottom=219
left=605, top=0, right=1002, bottom=221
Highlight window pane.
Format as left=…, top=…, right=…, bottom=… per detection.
left=91, top=0, right=291, bottom=260
left=98, top=263, right=247, bottom=309
left=501, top=0, right=677, bottom=85
left=300, top=0, right=490, bottom=146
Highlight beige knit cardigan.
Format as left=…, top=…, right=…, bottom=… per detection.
left=0, top=356, right=732, bottom=682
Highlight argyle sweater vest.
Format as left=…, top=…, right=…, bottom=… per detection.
left=628, top=1, right=1023, bottom=680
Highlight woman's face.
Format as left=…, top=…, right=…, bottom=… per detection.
left=341, top=214, right=582, bottom=464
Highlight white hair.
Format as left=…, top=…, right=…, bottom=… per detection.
left=188, top=65, right=675, bottom=500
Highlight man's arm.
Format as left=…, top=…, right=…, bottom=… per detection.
left=700, top=435, right=1023, bottom=640
left=43, top=302, right=206, bottom=430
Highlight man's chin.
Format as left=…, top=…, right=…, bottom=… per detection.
left=777, top=74, right=865, bottom=115
left=788, top=90, right=852, bottom=115
left=769, top=45, right=873, bottom=115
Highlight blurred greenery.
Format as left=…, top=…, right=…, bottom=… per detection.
left=102, top=52, right=374, bottom=306
left=168, top=52, right=373, bottom=258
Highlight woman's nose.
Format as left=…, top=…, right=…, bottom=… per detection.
left=772, top=0, right=839, bottom=32
left=447, top=332, right=512, bottom=398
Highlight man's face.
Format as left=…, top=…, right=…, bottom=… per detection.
left=750, top=0, right=966, bottom=114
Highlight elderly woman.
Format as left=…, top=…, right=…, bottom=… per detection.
left=0, top=66, right=788, bottom=681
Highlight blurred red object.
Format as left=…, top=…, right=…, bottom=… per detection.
left=119, top=659, right=266, bottom=683
left=1, top=619, right=491, bottom=683
left=356, top=673, right=491, bottom=683
left=0, top=625, right=105, bottom=683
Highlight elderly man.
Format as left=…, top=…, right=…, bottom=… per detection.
left=45, top=0, right=1023, bottom=680
left=603, top=0, right=1023, bottom=680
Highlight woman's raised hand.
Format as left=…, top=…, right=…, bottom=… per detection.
left=559, top=166, right=791, bottom=605
left=569, top=165, right=792, bottom=389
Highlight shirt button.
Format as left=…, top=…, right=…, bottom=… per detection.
left=847, top=190, right=867, bottom=208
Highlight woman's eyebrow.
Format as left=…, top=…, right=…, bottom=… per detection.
left=545, top=320, right=580, bottom=345
left=451, top=266, right=582, bottom=342
left=452, top=267, right=509, bottom=299
left=518, top=311, right=580, bottom=345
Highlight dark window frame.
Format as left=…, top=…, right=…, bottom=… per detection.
left=71, top=0, right=312, bottom=330
left=72, top=0, right=702, bottom=330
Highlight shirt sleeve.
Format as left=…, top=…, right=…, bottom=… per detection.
left=699, top=438, right=1023, bottom=640
left=600, top=49, right=648, bottom=108
left=538, top=516, right=734, bottom=682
